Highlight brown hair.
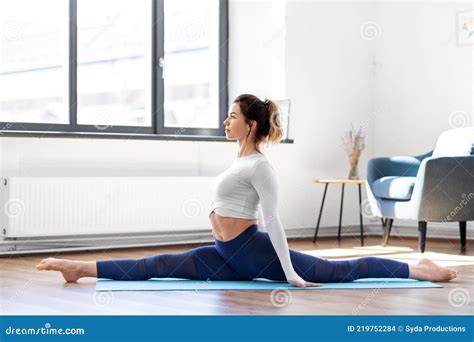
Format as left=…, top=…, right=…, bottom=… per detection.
left=233, top=94, right=284, bottom=151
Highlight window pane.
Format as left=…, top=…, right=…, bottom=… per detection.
left=0, top=0, right=69, bottom=124
left=77, top=0, right=152, bottom=127
left=163, top=0, right=220, bottom=129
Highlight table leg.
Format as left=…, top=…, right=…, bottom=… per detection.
left=313, top=183, right=329, bottom=243
left=337, top=184, right=345, bottom=241
left=382, top=218, right=394, bottom=246
left=460, top=221, right=467, bottom=250
left=358, top=184, right=364, bottom=246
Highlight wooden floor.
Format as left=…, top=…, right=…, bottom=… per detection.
left=1, top=235, right=472, bottom=315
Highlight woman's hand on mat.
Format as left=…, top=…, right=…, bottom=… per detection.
left=288, top=279, right=322, bottom=288
left=287, top=275, right=321, bottom=288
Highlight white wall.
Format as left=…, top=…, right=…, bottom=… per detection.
left=373, top=1, right=473, bottom=157
left=371, top=0, right=474, bottom=232
left=0, top=1, right=472, bottom=238
left=284, top=0, right=375, bottom=230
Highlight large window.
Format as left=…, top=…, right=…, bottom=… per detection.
left=163, top=0, right=219, bottom=129
left=0, top=0, right=228, bottom=138
left=0, top=0, right=69, bottom=125
left=77, top=0, right=152, bottom=128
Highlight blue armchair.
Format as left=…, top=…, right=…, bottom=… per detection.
left=366, top=127, right=474, bottom=252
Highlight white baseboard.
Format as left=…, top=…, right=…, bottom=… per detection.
left=297, top=222, right=471, bottom=240
left=0, top=223, right=470, bottom=255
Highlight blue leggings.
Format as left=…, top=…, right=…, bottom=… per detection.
left=96, top=224, right=409, bottom=282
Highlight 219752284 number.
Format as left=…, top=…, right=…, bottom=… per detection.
left=347, top=325, right=397, bottom=333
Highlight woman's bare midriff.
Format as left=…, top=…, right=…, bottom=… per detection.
left=209, top=211, right=257, bottom=242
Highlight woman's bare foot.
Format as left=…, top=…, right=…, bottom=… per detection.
left=36, top=257, right=97, bottom=283
left=409, top=258, right=459, bottom=282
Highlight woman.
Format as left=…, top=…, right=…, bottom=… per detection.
left=37, top=94, right=459, bottom=287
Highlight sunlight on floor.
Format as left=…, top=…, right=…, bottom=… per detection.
left=302, top=245, right=414, bottom=258
left=384, top=252, right=474, bottom=267
left=301, top=246, right=474, bottom=267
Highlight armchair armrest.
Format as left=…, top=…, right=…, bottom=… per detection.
left=414, top=150, right=434, bottom=161
left=413, top=155, right=474, bottom=221
left=367, top=154, right=427, bottom=188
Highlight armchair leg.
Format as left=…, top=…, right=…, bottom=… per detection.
left=459, top=221, right=467, bottom=251
left=418, top=221, right=427, bottom=253
left=382, top=218, right=394, bottom=247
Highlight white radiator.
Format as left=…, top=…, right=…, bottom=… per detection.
left=0, top=177, right=214, bottom=238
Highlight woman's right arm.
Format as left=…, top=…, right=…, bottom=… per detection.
left=251, top=161, right=321, bottom=288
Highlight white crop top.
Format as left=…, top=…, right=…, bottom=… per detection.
left=209, top=152, right=303, bottom=283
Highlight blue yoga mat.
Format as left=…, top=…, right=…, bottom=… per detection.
left=96, top=277, right=442, bottom=291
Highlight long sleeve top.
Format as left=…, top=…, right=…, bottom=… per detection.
left=209, top=152, right=303, bottom=282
